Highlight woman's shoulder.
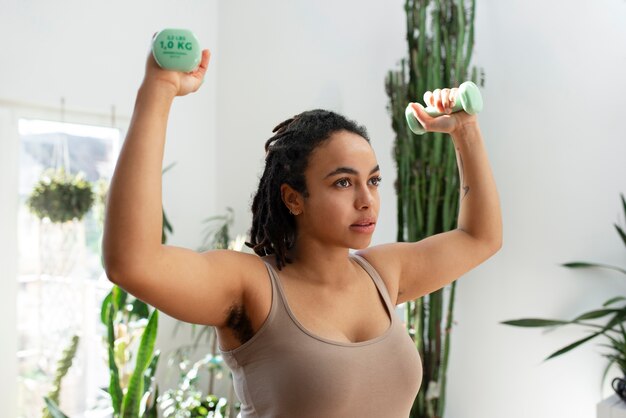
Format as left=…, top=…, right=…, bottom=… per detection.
left=353, top=247, right=401, bottom=305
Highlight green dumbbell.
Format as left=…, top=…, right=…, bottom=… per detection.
left=405, top=81, right=483, bottom=135
left=151, top=28, right=201, bottom=72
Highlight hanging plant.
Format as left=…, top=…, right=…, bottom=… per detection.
left=26, top=167, right=95, bottom=223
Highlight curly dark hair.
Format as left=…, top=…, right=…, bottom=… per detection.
left=245, top=109, right=370, bottom=270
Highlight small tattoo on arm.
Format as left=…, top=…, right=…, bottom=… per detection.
left=458, top=151, right=470, bottom=200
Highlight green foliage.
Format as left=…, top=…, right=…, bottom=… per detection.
left=501, top=193, right=626, bottom=390
left=104, top=291, right=160, bottom=418
left=26, top=167, right=95, bottom=223
left=199, top=207, right=235, bottom=251
left=160, top=392, right=228, bottom=418
left=121, top=310, right=159, bottom=417
left=107, top=304, right=124, bottom=415
left=41, top=335, right=80, bottom=418
left=159, top=349, right=235, bottom=417
left=43, top=397, right=69, bottom=418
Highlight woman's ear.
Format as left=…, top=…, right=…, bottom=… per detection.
left=280, top=183, right=303, bottom=215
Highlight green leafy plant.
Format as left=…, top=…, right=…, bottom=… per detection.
left=198, top=207, right=235, bottom=251
left=501, top=193, right=626, bottom=392
left=101, top=285, right=161, bottom=418
left=26, top=167, right=95, bottom=223
left=43, top=397, right=69, bottom=418
left=385, top=0, right=482, bottom=417
left=42, top=335, right=80, bottom=418
left=159, top=352, right=231, bottom=418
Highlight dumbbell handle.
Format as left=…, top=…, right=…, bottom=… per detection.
left=405, top=81, right=483, bottom=135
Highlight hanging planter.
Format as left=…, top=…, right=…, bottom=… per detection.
left=26, top=167, right=95, bottom=224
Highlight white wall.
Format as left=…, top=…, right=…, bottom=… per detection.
left=215, top=1, right=626, bottom=418
left=216, top=0, right=405, bottom=244
left=2, top=0, right=626, bottom=417
left=456, top=2, right=626, bottom=417
left=0, top=0, right=219, bottom=415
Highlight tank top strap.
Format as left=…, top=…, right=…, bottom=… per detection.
left=350, top=253, right=395, bottom=311
left=261, top=259, right=289, bottom=313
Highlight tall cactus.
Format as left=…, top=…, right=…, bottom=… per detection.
left=385, top=0, right=482, bottom=417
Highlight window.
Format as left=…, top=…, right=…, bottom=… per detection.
left=17, top=117, right=122, bottom=417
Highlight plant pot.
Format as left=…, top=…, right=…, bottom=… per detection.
left=597, top=392, right=626, bottom=418
left=615, top=377, right=626, bottom=402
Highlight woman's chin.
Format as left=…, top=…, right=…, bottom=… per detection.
left=349, top=237, right=373, bottom=250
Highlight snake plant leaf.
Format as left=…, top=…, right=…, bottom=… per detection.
left=107, top=306, right=123, bottom=415
left=101, top=291, right=113, bottom=325
left=604, top=297, right=626, bottom=307
left=500, top=318, right=569, bottom=327
left=112, top=285, right=128, bottom=312
left=143, top=350, right=160, bottom=395
left=561, top=262, right=626, bottom=275
left=43, top=397, right=69, bottom=418
left=121, top=309, right=159, bottom=418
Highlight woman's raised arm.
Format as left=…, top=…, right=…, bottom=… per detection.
left=102, top=43, right=259, bottom=326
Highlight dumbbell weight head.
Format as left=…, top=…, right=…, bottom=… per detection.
left=152, top=29, right=201, bottom=72
left=405, top=81, right=483, bottom=135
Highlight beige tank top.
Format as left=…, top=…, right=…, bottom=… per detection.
left=218, top=253, right=423, bottom=418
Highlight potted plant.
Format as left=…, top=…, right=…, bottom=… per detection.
left=158, top=351, right=232, bottom=418
left=501, top=193, right=626, bottom=405
left=26, top=166, right=94, bottom=224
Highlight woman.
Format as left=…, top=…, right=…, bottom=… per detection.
left=103, top=45, right=502, bottom=418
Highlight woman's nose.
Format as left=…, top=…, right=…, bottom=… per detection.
left=355, top=186, right=374, bottom=209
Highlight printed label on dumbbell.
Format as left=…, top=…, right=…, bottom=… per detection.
left=151, top=29, right=201, bottom=71
left=158, top=40, right=194, bottom=52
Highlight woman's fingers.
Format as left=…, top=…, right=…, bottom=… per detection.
left=432, top=89, right=443, bottom=112
left=422, top=87, right=457, bottom=113
left=191, top=49, right=211, bottom=78
left=410, top=101, right=461, bottom=134
left=423, top=91, right=433, bottom=107
left=441, top=89, right=451, bottom=113
left=449, top=88, right=457, bottom=108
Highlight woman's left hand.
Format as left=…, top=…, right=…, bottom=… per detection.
left=409, top=87, right=478, bottom=135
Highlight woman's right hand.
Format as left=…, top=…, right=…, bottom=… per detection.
left=141, top=33, right=211, bottom=97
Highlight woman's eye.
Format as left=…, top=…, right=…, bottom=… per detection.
left=370, top=176, right=383, bottom=186
left=335, top=178, right=351, bottom=188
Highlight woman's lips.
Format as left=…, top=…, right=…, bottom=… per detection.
left=349, top=223, right=376, bottom=234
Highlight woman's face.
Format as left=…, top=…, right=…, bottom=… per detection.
left=296, top=129, right=381, bottom=250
